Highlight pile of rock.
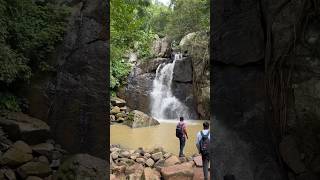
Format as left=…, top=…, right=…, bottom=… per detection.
left=0, top=140, right=66, bottom=179
left=110, top=145, right=202, bottom=180
left=0, top=112, right=107, bottom=179
left=110, top=96, right=128, bottom=124
left=110, top=97, right=160, bottom=128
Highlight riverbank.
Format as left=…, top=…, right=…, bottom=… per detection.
left=110, top=144, right=209, bottom=180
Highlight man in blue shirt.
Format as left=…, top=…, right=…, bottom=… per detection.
left=196, top=121, right=210, bottom=180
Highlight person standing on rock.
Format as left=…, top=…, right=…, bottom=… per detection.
left=196, top=121, right=210, bottom=180
left=176, top=116, right=188, bottom=157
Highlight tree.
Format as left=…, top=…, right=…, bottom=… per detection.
left=0, top=0, right=69, bottom=84
left=110, top=0, right=154, bottom=93
left=165, top=0, right=209, bottom=41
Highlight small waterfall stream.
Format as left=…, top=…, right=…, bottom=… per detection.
left=150, top=53, right=191, bottom=119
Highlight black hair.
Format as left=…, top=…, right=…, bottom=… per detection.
left=203, top=121, right=209, bottom=129
left=180, top=117, right=184, bottom=121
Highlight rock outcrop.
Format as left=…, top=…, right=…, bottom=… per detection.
left=213, top=0, right=320, bottom=179
left=125, top=110, right=160, bottom=128
left=125, top=57, right=173, bottom=114
left=12, top=0, right=108, bottom=159
left=47, top=0, right=108, bottom=158
left=179, top=32, right=210, bottom=119
left=152, top=35, right=172, bottom=58
left=212, top=0, right=283, bottom=179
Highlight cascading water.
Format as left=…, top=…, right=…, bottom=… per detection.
left=150, top=53, right=191, bottom=119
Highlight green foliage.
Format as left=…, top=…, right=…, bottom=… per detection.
left=165, top=0, right=209, bottom=41
left=0, top=0, right=69, bottom=84
left=0, top=93, right=21, bottom=112
left=110, top=0, right=209, bottom=94
left=110, top=0, right=154, bottom=92
left=148, top=3, right=170, bottom=37
left=0, top=44, right=31, bottom=83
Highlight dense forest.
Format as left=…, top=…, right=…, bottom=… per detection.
left=110, top=0, right=209, bottom=95
left=0, top=0, right=69, bottom=111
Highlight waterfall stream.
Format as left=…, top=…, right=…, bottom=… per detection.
left=150, top=53, right=191, bottom=119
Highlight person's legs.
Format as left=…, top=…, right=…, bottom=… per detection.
left=202, top=155, right=209, bottom=180
left=179, top=137, right=185, bottom=157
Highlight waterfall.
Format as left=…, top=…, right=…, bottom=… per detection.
left=150, top=53, right=191, bottom=119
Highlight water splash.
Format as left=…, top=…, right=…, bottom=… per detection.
left=150, top=53, right=191, bottom=119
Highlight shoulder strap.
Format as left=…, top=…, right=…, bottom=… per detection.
left=201, top=131, right=209, bottom=138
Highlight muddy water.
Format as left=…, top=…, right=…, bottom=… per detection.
left=110, top=120, right=207, bottom=156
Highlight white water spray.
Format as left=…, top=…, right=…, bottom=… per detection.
left=150, top=53, right=191, bottom=119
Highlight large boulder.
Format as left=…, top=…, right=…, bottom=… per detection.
left=0, top=112, right=50, bottom=145
left=125, top=70, right=155, bottom=114
left=0, top=141, right=33, bottom=167
left=160, top=162, right=194, bottom=180
left=138, top=58, right=171, bottom=74
left=173, top=57, right=192, bottom=83
left=179, top=32, right=196, bottom=49
left=110, top=97, right=126, bottom=107
left=164, top=155, right=180, bottom=167
left=31, top=143, right=54, bottom=157
left=125, top=163, right=144, bottom=176
left=56, top=154, right=107, bottom=179
left=152, top=35, right=171, bottom=58
left=125, top=110, right=159, bottom=128
left=143, top=167, right=161, bottom=180
left=17, top=161, right=51, bottom=178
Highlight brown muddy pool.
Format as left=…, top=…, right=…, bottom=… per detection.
left=110, top=120, right=208, bottom=157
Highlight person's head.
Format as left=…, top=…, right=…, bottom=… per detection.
left=179, top=117, right=184, bottom=121
left=203, top=122, right=209, bottom=129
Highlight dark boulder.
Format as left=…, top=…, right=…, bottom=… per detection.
left=0, top=112, right=50, bottom=145
left=151, top=35, right=171, bottom=58
left=56, top=154, right=107, bottom=179
left=173, top=57, right=192, bottom=83
left=125, top=71, right=155, bottom=115
left=48, top=0, right=108, bottom=158
left=138, top=58, right=171, bottom=74
left=125, top=110, right=160, bottom=128
left=171, top=82, right=198, bottom=119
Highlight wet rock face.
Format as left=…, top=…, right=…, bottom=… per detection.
left=287, top=17, right=320, bottom=180
left=172, top=57, right=198, bottom=119
left=125, top=58, right=171, bottom=115
left=212, top=0, right=285, bottom=179
left=173, top=57, right=192, bottom=83
left=48, top=0, right=108, bottom=158
left=212, top=66, right=284, bottom=180
left=213, top=0, right=320, bottom=179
